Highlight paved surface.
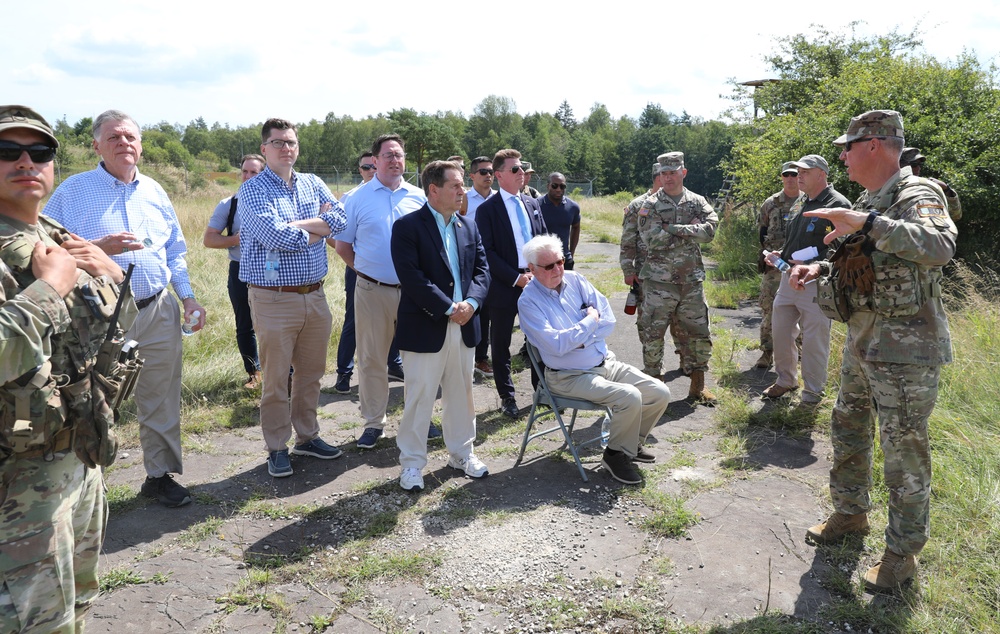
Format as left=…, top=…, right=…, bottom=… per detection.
left=90, top=242, right=839, bottom=633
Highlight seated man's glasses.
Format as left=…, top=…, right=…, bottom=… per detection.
left=537, top=259, right=564, bottom=271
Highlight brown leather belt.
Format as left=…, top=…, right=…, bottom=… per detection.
left=13, top=427, right=74, bottom=460
left=248, top=282, right=322, bottom=294
left=135, top=289, right=163, bottom=310
left=356, top=271, right=401, bottom=289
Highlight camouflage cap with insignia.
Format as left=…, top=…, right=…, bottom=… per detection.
left=0, top=105, right=59, bottom=148
left=899, top=147, right=926, bottom=167
left=834, top=109, right=904, bottom=146
left=656, top=152, right=684, bottom=172
left=781, top=161, right=798, bottom=176
left=651, top=162, right=662, bottom=177
left=790, top=154, right=829, bottom=174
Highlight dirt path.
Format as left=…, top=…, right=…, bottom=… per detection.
left=91, top=242, right=837, bottom=633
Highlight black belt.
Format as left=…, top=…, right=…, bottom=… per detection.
left=135, top=289, right=163, bottom=310
left=356, top=270, right=401, bottom=289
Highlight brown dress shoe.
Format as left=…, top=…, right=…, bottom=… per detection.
left=762, top=383, right=798, bottom=399
left=244, top=371, right=262, bottom=390
left=864, top=550, right=917, bottom=592
left=687, top=370, right=717, bottom=404
left=806, top=512, right=870, bottom=544
left=755, top=350, right=773, bottom=368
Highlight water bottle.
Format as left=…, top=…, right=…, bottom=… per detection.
left=624, top=283, right=639, bottom=315
left=265, top=249, right=280, bottom=282
left=600, top=414, right=611, bottom=448
left=182, top=310, right=200, bottom=336
left=763, top=250, right=791, bottom=273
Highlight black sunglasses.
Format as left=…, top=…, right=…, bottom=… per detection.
left=360, top=163, right=375, bottom=170
left=536, top=258, right=564, bottom=271
left=508, top=165, right=523, bottom=173
left=0, top=141, right=57, bottom=163
left=845, top=136, right=884, bottom=152
left=549, top=182, right=566, bottom=190
left=476, top=168, right=494, bottom=176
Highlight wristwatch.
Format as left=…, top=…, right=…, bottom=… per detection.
left=861, top=210, right=879, bottom=235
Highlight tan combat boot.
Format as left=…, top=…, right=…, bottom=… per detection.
left=755, top=350, right=773, bottom=369
left=805, top=512, right=870, bottom=544
left=864, top=549, right=917, bottom=592
left=687, top=370, right=717, bottom=403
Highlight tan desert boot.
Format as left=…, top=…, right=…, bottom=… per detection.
left=806, top=512, right=870, bottom=544
left=864, top=549, right=917, bottom=592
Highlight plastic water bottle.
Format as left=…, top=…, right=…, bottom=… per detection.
left=600, top=414, right=611, bottom=448
left=264, top=249, right=280, bottom=282
left=763, top=250, right=791, bottom=273
left=182, top=310, right=200, bottom=336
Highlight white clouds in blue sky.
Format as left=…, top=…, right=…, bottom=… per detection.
left=7, top=1, right=997, bottom=129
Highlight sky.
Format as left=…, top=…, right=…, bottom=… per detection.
left=7, top=1, right=999, bottom=131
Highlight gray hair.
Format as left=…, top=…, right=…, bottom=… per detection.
left=523, top=234, right=564, bottom=265
left=882, top=135, right=904, bottom=158
left=92, top=109, right=140, bottom=140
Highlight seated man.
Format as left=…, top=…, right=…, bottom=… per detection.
left=517, top=235, right=671, bottom=485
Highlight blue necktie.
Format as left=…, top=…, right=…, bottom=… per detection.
left=512, top=196, right=532, bottom=243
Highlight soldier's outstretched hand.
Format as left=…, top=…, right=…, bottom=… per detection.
left=803, top=208, right=866, bottom=244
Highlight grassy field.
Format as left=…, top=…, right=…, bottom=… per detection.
left=129, top=186, right=1000, bottom=632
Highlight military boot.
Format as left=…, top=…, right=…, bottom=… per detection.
left=687, top=370, right=717, bottom=403
left=805, top=512, right=870, bottom=544
left=755, top=350, right=773, bottom=369
left=864, top=549, right=917, bottom=592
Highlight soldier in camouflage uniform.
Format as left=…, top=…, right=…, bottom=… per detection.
left=755, top=161, right=800, bottom=368
left=790, top=110, right=956, bottom=593
left=620, top=152, right=718, bottom=402
left=0, top=106, right=132, bottom=631
left=622, top=165, right=692, bottom=373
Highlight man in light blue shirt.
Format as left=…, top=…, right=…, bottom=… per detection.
left=462, top=155, right=495, bottom=377
left=518, top=235, right=670, bottom=485
left=238, top=117, right=347, bottom=478
left=334, top=134, right=427, bottom=449
left=44, top=109, right=205, bottom=508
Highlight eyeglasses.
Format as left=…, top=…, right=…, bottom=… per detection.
left=507, top=165, right=523, bottom=173
left=475, top=168, right=494, bottom=176
left=380, top=152, right=405, bottom=160
left=845, top=136, right=884, bottom=152
left=536, top=259, right=564, bottom=271
left=549, top=183, right=566, bottom=190
left=781, top=173, right=797, bottom=178
left=0, top=141, right=57, bottom=163
left=360, top=164, right=375, bottom=171
left=266, top=139, right=298, bottom=149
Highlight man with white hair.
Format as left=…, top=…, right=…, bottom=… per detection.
left=518, top=235, right=670, bottom=485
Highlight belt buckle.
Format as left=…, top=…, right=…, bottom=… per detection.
left=295, top=284, right=311, bottom=294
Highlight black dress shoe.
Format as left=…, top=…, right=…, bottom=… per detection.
left=501, top=397, right=520, bottom=418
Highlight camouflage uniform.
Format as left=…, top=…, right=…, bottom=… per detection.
left=757, top=189, right=799, bottom=352
left=621, top=185, right=718, bottom=376
left=0, top=216, right=115, bottom=632
left=823, top=170, right=955, bottom=557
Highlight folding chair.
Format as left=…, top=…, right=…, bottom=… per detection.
left=513, top=342, right=611, bottom=482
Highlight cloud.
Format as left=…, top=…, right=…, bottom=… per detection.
left=45, top=30, right=260, bottom=86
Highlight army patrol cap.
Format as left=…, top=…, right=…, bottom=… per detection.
left=656, top=152, right=685, bottom=172
left=0, top=105, right=59, bottom=148
left=780, top=161, right=798, bottom=176
left=834, top=109, right=904, bottom=146
left=900, top=147, right=926, bottom=167
left=522, top=161, right=535, bottom=174
left=790, top=154, right=829, bottom=174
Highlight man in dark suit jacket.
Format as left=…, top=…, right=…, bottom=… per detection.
left=391, top=160, right=491, bottom=492
left=475, top=148, right=548, bottom=418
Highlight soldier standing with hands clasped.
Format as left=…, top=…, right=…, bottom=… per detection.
left=0, top=105, right=140, bottom=631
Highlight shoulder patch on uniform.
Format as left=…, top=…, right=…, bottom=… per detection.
left=916, top=203, right=946, bottom=218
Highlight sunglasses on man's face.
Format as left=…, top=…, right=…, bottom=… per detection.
left=360, top=164, right=375, bottom=171
left=507, top=165, right=523, bottom=173
left=536, top=259, right=564, bottom=271
left=476, top=168, right=494, bottom=176
left=0, top=141, right=57, bottom=163
left=549, top=182, right=566, bottom=190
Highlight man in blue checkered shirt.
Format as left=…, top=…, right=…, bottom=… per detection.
left=45, top=109, right=205, bottom=508
left=237, top=117, right=347, bottom=478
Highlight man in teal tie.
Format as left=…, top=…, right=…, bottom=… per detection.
left=474, top=149, right=548, bottom=417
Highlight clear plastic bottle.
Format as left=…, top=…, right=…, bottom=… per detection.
left=600, top=414, right=611, bottom=448
left=265, top=249, right=280, bottom=282
left=763, top=250, right=791, bottom=273
left=182, top=310, right=201, bottom=336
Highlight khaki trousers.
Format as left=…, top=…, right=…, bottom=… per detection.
left=354, top=277, right=401, bottom=429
